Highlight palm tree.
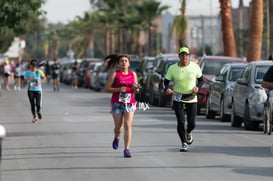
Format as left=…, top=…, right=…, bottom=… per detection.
left=58, top=21, right=80, bottom=59
left=46, top=26, right=59, bottom=59
left=247, top=0, right=264, bottom=62
left=95, top=10, right=118, bottom=55
left=171, top=0, right=187, bottom=48
left=25, top=16, right=47, bottom=59
left=100, top=0, right=132, bottom=54
left=219, top=0, right=237, bottom=57
left=76, top=12, right=99, bottom=58
left=269, top=0, right=273, bottom=56
left=137, top=0, right=169, bottom=55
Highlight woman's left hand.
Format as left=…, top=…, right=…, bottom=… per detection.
left=132, top=84, right=141, bottom=93
left=133, top=88, right=140, bottom=93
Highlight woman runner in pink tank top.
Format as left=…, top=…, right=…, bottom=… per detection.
left=104, top=54, right=140, bottom=158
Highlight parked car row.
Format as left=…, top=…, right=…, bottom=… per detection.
left=60, top=58, right=105, bottom=91
left=231, top=60, right=273, bottom=130
left=134, top=53, right=273, bottom=132
left=77, top=58, right=103, bottom=88
left=135, top=56, right=155, bottom=101
left=197, top=55, right=246, bottom=114
left=57, top=54, right=273, bottom=134
left=205, top=60, right=273, bottom=131
left=59, top=55, right=141, bottom=91
left=206, top=63, right=248, bottom=121
left=57, top=54, right=272, bottom=132
left=136, top=53, right=178, bottom=106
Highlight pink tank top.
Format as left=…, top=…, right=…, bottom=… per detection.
left=111, top=70, right=136, bottom=105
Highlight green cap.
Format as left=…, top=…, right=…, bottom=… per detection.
left=179, top=47, right=190, bottom=54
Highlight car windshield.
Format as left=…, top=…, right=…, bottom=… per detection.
left=130, top=61, right=140, bottom=71
left=255, top=66, right=270, bottom=83
left=228, top=67, right=245, bottom=81
left=202, top=60, right=233, bottom=75
left=165, top=61, right=178, bottom=73
left=146, top=61, right=154, bottom=69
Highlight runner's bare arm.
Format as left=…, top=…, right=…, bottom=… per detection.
left=132, top=72, right=140, bottom=93
left=104, top=72, right=123, bottom=93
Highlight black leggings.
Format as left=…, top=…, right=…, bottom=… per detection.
left=173, top=101, right=197, bottom=144
left=28, top=91, right=41, bottom=118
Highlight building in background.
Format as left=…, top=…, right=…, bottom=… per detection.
left=186, top=15, right=220, bottom=56
left=161, top=12, right=175, bottom=53
left=4, top=37, right=25, bottom=63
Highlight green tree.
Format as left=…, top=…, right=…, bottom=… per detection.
left=24, top=16, right=47, bottom=59
left=0, top=0, right=45, bottom=53
left=0, top=28, right=14, bottom=53
left=136, top=0, right=168, bottom=55
left=95, top=9, right=119, bottom=55
left=76, top=12, right=98, bottom=58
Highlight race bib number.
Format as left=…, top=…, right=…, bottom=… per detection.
left=119, top=93, right=131, bottom=103
left=54, top=70, right=59, bottom=74
left=173, top=93, right=182, bottom=102
left=30, top=80, right=37, bottom=87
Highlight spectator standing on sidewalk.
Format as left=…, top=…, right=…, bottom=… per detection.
left=163, top=46, right=203, bottom=152
left=24, top=59, right=47, bottom=123
left=104, top=53, right=140, bottom=158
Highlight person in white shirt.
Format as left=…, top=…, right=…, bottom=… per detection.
left=3, top=60, right=11, bottom=90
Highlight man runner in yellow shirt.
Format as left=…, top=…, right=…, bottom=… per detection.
left=164, top=46, right=203, bottom=152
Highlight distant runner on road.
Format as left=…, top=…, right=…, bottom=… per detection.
left=24, top=59, right=47, bottom=123
left=51, top=58, right=61, bottom=92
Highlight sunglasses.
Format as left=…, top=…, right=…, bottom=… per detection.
left=179, top=53, right=189, bottom=56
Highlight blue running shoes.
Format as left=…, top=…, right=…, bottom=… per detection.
left=112, top=137, right=119, bottom=150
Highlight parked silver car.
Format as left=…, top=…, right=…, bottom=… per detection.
left=206, top=63, right=247, bottom=121
left=231, top=61, right=273, bottom=130
left=88, top=62, right=103, bottom=89
left=91, top=64, right=108, bottom=91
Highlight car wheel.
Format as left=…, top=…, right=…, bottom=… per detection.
left=205, top=94, right=215, bottom=119
left=230, top=101, right=242, bottom=127
left=197, top=104, right=202, bottom=115
left=140, top=87, right=148, bottom=102
left=220, top=99, right=230, bottom=122
left=158, top=93, right=167, bottom=107
left=244, top=102, right=259, bottom=130
left=263, top=102, right=272, bottom=135
left=149, top=90, right=157, bottom=106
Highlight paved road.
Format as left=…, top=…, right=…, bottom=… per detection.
left=0, top=83, right=272, bottom=181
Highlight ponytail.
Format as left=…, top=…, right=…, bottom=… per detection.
left=104, top=53, right=131, bottom=71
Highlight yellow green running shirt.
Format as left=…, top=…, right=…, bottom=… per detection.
left=165, top=62, right=202, bottom=103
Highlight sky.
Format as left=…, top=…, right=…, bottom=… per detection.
left=42, top=0, right=252, bottom=24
